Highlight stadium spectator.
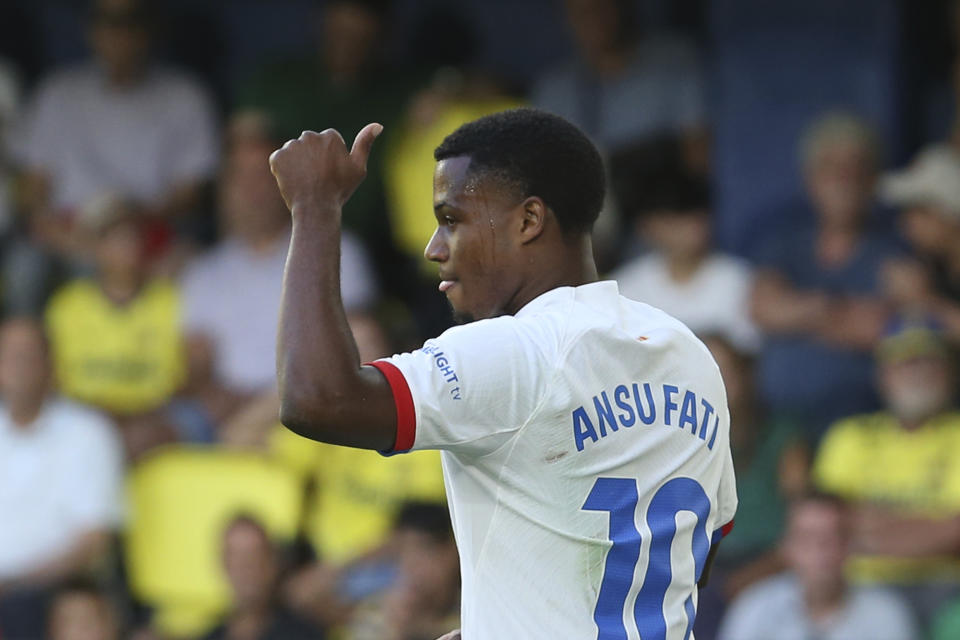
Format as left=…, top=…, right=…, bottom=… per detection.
left=4, top=0, right=218, bottom=314
left=181, top=115, right=376, bottom=401
left=0, top=317, right=123, bottom=640
left=345, top=502, right=460, bottom=640
left=202, top=515, right=323, bottom=640
left=531, top=0, right=707, bottom=165
left=47, top=580, right=119, bottom=640
left=693, top=334, right=807, bottom=640
left=878, top=145, right=960, bottom=340
left=813, top=315, right=960, bottom=627
left=612, top=170, right=761, bottom=353
left=717, top=492, right=919, bottom=640
left=751, top=111, right=899, bottom=438
left=236, top=0, right=419, bottom=264
left=44, top=194, right=185, bottom=458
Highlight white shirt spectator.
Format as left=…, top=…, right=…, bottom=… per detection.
left=613, top=252, right=761, bottom=353
left=0, top=398, right=123, bottom=580
left=718, top=573, right=920, bottom=640
left=181, top=230, right=376, bottom=393
left=10, top=61, right=218, bottom=214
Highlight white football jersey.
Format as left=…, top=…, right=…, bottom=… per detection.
left=371, top=281, right=737, bottom=640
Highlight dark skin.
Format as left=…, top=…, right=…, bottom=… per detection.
left=269, top=124, right=718, bottom=638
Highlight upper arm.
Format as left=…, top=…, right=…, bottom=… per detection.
left=279, top=363, right=398, bottom=452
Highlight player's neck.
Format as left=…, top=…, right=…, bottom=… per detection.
left=505, top=237, right=598, bottom=315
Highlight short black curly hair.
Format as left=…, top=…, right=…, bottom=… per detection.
left=434, top=108, right=606, bottom=235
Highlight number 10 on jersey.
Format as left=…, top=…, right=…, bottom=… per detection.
left=583, top=477, right=711, bottom=640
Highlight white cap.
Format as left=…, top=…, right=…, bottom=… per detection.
left=879, top=144, right=960, bottom=219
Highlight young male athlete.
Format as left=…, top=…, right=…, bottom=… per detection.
left=269, top=108, right=736, bottom=640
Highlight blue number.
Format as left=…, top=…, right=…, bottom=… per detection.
left=583, top=478, right=642, bottom=640
left=583, top=477, right=711, bottom=640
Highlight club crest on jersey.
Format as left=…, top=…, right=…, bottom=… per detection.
left=572, top=383, right=720, bottom=452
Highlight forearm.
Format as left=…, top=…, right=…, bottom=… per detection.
left=751, top=280, right=828, bottom=334
left=277, top=208, right=366, bottom=444
left=855, top=512, right=960, bottom=557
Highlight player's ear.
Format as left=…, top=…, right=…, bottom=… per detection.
left=518, top=196, right=547, bottom=245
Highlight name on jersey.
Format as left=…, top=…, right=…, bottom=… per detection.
left=572, top=383, right=720, bottom=452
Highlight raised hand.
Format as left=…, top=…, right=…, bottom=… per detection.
left=268, top=122, right=383, bottom=216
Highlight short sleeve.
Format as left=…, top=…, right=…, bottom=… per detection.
left=370, top=317, right=558, bottom=456
left=715, top=428, right=738, bottom=539
left=65, top=409, right=125, bottom=529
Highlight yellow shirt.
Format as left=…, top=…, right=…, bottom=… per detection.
left=45, top=278, right=185, bottom=415
left=814, top=411, right=960, bottom=583
left=270, top=426, right=446, bottom=563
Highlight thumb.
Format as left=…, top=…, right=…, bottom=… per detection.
left=350, top=122, right=384, bottom=169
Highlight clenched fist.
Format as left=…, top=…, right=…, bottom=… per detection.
left=268, top=122, right=383, bottom=216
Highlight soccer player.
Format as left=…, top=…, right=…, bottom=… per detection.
left=269, top=108, right=736, bottom=639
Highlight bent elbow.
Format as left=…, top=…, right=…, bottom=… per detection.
left=279, top=391, right=327, bottom=442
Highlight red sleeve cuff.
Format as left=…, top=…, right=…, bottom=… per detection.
left=368, top=360, right=416, bottom=453
left=720, top=519, right=734, bottom=538
left=711, top=519, right=734, bottom=545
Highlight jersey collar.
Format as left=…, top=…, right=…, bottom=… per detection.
left=515, top=280, right=620, bottom=318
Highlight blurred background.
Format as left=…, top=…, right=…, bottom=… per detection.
left=1, top=0, right=960, bottom=638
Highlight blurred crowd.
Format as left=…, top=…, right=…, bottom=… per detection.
left=1, top=0, right=960, bottom=638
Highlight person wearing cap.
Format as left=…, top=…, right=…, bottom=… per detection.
left=879, top=144, right=960, bottom=341
left=43, top=193, right=186, bottom=459
left=813, top=316, right=960, bottom=628
left=3, top=0, right=218, bottom=315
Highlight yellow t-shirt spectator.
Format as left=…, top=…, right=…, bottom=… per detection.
left=270, top=426, right=446, bottom=563
left=45, top=278, right=185, bottom=415
left=814, top=411, right=960, bottom=583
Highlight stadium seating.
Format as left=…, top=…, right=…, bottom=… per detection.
left=124, top=446, right=304, bottom=638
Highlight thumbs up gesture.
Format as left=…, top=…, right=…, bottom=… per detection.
left=269, top=123, right=383, bottom=216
